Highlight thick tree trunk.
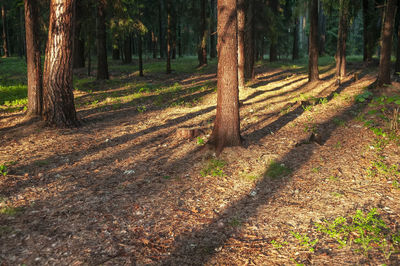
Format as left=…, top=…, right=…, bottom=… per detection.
left=210, top=0, right=217, bottom=58
left=138, top=35, right=144, bottom=77
left=25, top=0, right=42, bottom=117
left=96, top=0, right=109, bottom=80
left=308, top=0, right=319, bottom=82
left=198, top=0, right=208, bottom=66
left=269, top=0, right=278, bottom=62
left=335, top=0, right=349, bottom=79
left=293, top=17, right=299, bottom=60
left=159, top=0, right=164, bottom=59
left=1, top=5, right=9, bottom=57
left=209, top=0, right=241, bottom=153
left=237, top=0, right=245, bottom=89
left=244, top=0, right=254, bottom=80
left=166, top=0, right=172, bottom=74
left=42, top=0, right=79, bottom=127
left=377, top=0, right=397, bottom=86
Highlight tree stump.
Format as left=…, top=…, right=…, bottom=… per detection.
left=176, top=127, right=204, bottom=139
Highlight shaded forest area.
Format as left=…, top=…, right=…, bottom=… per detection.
left=1, top=0, right=400, bottom=265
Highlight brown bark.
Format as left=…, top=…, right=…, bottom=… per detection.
left=237, top=0, right=245, bottom=89
left=1, top=4, right=9, bottom=57
left=208, top=0, right=241, bottom=153
left=335, top=0, right=349, bottom=79
left=166, top=0, right=171, bottom=74
left=25, top=0, right=42, bottom=117
left=377, top=0, right=397, bottom=87
left=395, top=12, right=400, bottom=75
left=244, top=0, right=254, bottom=80
left=42, top=0, right=79, bottom=127
left=210, top=0, right=217, bottom=58
left=96, top=0, right=109, bottom=80
left=292, top=17, right=299, bottom=60
left=308, top=0, right=319, bottom=82
left=198, top=0, right=208, bottom=66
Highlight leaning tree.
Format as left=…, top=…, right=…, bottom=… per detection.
left=42, top=0, right=79, bottom=127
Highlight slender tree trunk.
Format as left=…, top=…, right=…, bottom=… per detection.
left=96, top=0, right=109, bottom=80
left=363, top=0, right=371, bottom=61
left=166, top=0, right=172, bottom=74
left=318, top=0, right=326, bottom=56
left=244, top=0, right=254, bottom=80
left=210, top=0, right=217, bottom=58
left=112, top=41, right=120, bottom=60
left=88, top=38, right=91, bottom=76
left=138, top=35, right=144, bottom=77
left=159, top=0, right=164, bottom=59
left=152, top=31, right=157, bottom=59
left=293, top=16, right=299, bottom=60
left=42, top=0, right=78, bottom=127
left=237, top=0, right=245, bottom=89
left=395, top=11, right=400, bottom=75
left=209, top=0, right=241, bottom=153
left=335, top=0, right=349, bottom=79
left=198, top=0, right=208, bottom=66
left=73, top=12, right=85, bottom=68
left=1, top=4, right=9, bottom=57
left=25, top=0, right=42, bottom=117
left=123, top=35, right=132, bottom=64
left=377, top=0, right=397, bottom=86
left=19, top=6, right=26, bottom=58
left=308, top=0, right=319, bottom=82
left=177, top=16, right=182, bottom=57
left=269, top=0, right=278, bottom=62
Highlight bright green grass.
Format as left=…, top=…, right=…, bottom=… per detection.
left=0, top=57, right=28, bottom=108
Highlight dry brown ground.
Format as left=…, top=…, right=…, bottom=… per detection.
left=1, top=62, right=400, bottom=265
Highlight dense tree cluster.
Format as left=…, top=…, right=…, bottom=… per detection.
left=0, top=0, right=399, bottom=149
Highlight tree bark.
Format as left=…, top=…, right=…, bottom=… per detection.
left=308, top=0, right=319, bottom=82
left=244, top=0, right=254, bottom=80
left=166, top=0, right=172, bottom=74
left=237, top=0, right=245, bottom=89
left=318, top=0, right=326, bottom=56
left=123, top=35, right=132, bottom=64
left=151, top=31, right=157, bottom=59
left=42, top=0, right=79, bottom=127
left=159, top=0, right=164, bottom=59
left=198, top=0, right=208, bottom=66
left=73, top=9, right=85, bottom=69
left=210, top=0, right=217, bottom=58
left=96, top=0, right=109, bottom=80
left=292, top=16, right=299, bottom=60
left=395, top=8, right=400, bottom=75
left=138, top=35, right=144, bottom=77
left=209, top=0, right=241, bottom=153
left=25, top=0, right=42, bottom=117
left=377, top=0, right=397, bottom=86
left=1, top=4, right=9, bottom=57
left=335, top=0, right=349, bottom=79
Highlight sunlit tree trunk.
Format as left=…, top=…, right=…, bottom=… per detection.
left=237, top=0, right=245, bottom=89
left=25, top=0, right=42, bottom=117
left=198, top=0, right=208, bottom=66
left=96, top=0, right=109, bottom=80
left=244, top=0, right=254, bottom=80
left=1, top=4, right=9, bottom=57
left=166, top=0, right=172, bottom=74
left=335, top=0, right=349, bottom=79
left=308, top=0, right=319, bottom=82
left=293, top=16, right=299, bottom=60
left=377, top=0, right=397, bottom=86
left=209, top=0, right=241, bottom=153
left=42, top=0, right=79, bottom=127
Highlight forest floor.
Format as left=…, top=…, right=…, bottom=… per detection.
left=1, top=57, right=400, bottom=265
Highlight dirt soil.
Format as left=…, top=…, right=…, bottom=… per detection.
left=1, top=62, right=400, bottom=265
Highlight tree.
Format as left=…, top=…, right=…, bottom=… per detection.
left=42, top=0, right=79, bottom=127
left=244, top=0, right=255, bottom=80
left=1, top=3, right=9, bottom=57
left=208, top=0, right=241, bottom=153
left=293, top=16, right=300, bottom=60
left=335, top=0, right=349, bottom=80
left=198, top=0, right=207, bottom=66
left=166, top=0, right=172, bottom=74
left=237, top=0, right=245, bottom=89
left=268, top=0, right=279, bottom=62
left=96, top=0, right=109, bottom=80
left=377, top=0, right=397, bottom=86
left=308, top=0, right=319, bottom=82
left=25, top=0, right=43, bottom=117
left=73, top=0, right=85, bottom=68
left=209, top=0, right=217, bottom=58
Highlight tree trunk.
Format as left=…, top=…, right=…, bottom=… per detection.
left=244, top=0, right=254, bottom=80
left=395, top=10, right=400, bottom=75
left=166, top=0, right=172, bottom=74
left=237, top=0, right=245, bottom=89
left=73, top=3, right=85, bottom=68
left=112, top=43, right=120, bottom=60
left=335, top=0, right=349, bottom=79
left=293, top=16, right=299, bottom=60
left=198, top=0, right=208, bottom=66
left=1, top=4, right=9, bottom=57
left=269, top=0, right=279, bottom=62
left=308, top=0, right=319, bottom=82
left=210, top=0, right=217, bottom=58
left=152, top=31, right=157, bottom=59
left=377, top=0, right=397, bottom=86
left=318, top=0, right=326, bottom=56
left=96, top=0, right=109, bottom=80
left=209, top=0, right=241, bottom=153
left=159, top=0, right=164, bottom=59
left=177, top=16, right=182, bottom=57
left=123, top=35, right=132, bottom=64
left=42, top=0, right=79, bottom=127
left=25, top=0, right=42, bottom=117
left=138, top=35, right=144, bottom=77
left=19, top=6, right=26, bottom=58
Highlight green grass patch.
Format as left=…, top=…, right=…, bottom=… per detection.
left=200, top=158, right=227, bottom=177
left=264, top=160, right=291, bottom=179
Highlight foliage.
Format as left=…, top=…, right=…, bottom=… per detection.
left=200, top=158, right=226, bottom=177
